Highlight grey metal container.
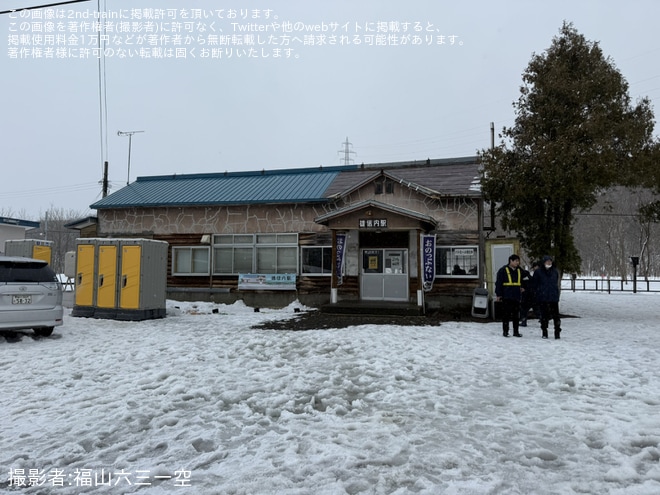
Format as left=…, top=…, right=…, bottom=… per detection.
left=115, top=239, right=169, bottom=321
left=4, top=239, right=54, bottom=264
left=71, top=238, right=169, bottom=321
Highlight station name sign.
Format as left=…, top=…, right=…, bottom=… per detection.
left=359, top=218, right=388, bottom=229
left=238, top=273, right=296, bottom=290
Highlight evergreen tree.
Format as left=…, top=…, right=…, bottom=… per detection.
left=479, top=22, right=659, bottom=274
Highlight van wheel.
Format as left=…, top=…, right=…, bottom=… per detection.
left=34, top=327, right=54, bottom=337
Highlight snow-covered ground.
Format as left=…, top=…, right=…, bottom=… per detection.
left=2, top=291, right=659, bottom=495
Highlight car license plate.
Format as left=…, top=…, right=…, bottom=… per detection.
left=12, top=295, right=32, bottom=305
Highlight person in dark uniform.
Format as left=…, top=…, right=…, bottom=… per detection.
left=495, top=254, right=524, bottom=338
left=519, top=260, right=539, bottom=327
left=452, top=264, right=466, bottom=275
left=535, top=255, right=562, bottom=339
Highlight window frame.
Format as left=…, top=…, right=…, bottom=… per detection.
left=172, top=246, right=211, bottom=276
left=436, top=245, right=479, bottom=279
left=212, top=234, right=254, bottom=275
left=375, top=178, right=395, bottom=195
left=300, top=245, right=333, bottom=276
left=211, top=233, right=299, bottom=275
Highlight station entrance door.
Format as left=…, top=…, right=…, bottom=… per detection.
left=360, top=249, right=408, bottom=301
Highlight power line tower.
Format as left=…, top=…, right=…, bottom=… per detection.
left=338, top=136, right=356, bottom=165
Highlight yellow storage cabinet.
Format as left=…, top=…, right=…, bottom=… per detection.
left=4, top=239, right=53, bottom=265
left=117, top=239, right=168, bottom=320
left=119, top=244, right=141, bottom=310
left=71, top=238, right=168, bottom=320
left=72, top=239, right=98, bottom=317
left=94, top=241, right=119, bottom=319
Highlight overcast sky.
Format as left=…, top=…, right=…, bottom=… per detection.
left=1, top=0, right=659, bottom=219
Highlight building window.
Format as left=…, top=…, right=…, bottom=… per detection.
left=375, top=179, right=395, bottom=195
left=301, top=246, right=332, bottom=275
left=213, top=234, right=253, bottom=275
left=437, top=246, right=479, bottom=278
left=172, top=247, right=210, bottom=276
left=212, top=234, right=298, bottom=275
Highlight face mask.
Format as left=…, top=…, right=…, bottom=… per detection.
left=545, top=263, right=552, bottom=269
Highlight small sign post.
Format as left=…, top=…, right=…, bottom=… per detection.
left=630, top=256, right=639, bottom=294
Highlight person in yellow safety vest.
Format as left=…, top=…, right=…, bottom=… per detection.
left=495, top=254, right=525, bottom=338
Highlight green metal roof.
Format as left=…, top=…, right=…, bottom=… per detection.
left=90, top=157, right=481, bottom=210
left=91, top=166, right=352, bottom=209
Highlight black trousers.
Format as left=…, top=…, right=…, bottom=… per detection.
left=539, top=302, right=561, bottom=334
left=520, top=299, right=536, bottom=322
left=500, top=298, right=520, bottom=335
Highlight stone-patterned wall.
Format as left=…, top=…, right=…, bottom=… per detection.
left=97, top=182, right=480, bottom=236
left=99, top=204, right=331, bottom=236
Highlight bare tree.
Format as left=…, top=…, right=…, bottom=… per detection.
left=0, top=207, right=33, bottom=220
left=573, top=187, right=660, bottom=278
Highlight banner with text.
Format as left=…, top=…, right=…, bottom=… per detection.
left=421, top=234, right=436, bottom=291
left=335, top=233, right=347, bottom=285
left=238, top=274, right=296, bottom=290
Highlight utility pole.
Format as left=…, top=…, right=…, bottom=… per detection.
left=338, top=136, right=356, bottom=165
left=101, top=161, right=109, bottom=197
left=117, top=130, right=144, bottom=185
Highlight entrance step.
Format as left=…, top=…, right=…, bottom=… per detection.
left=320, top=300, right=424, bottom=317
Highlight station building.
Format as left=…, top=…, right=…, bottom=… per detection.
left=89, top=156, right=500, bottom=313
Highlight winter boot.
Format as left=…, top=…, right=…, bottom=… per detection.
left=542, top=329, right=548, bottom=339
left=513, top=323, right=522, bottom=337
left=554, top=328, right=561, bottom=340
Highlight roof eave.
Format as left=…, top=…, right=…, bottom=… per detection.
left=92, top=198, right=331, bottom=210
left=315, top=200, right=438, bottom=228
left=0, top=217, right=40, bottom=230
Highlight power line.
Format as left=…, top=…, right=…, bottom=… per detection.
left=575, top=212, right=651, bottom=217
left=0, top=182, right=100, bottom=199
left=0, top=0, right=92, bottom=15
left=0, top=0, right=92, bottom=14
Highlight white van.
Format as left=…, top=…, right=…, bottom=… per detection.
left=0, top=256, right=63, bottom=336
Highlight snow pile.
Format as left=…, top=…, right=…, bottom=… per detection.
left=1, top=291, right=659, bottom=494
